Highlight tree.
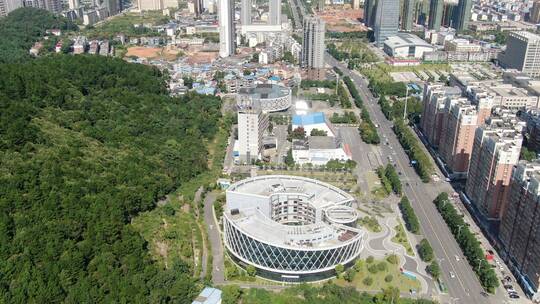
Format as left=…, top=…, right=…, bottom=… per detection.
left=343, top=268, right=356, bottom=282
left=426, top=261, right=441, bottom=279
left=363, top=277, right=373, bottom=286
left=243, top=68, right=252, bottom=75
left=418, top=239, right=434, bottom=262
left=384, top=274, right=393, bottom=282
left=399, top=196, right=420, bottom=234
left=366, top=256, right=374, bottom=264
left=282, top=51, right=295, bottom=63
left=289, top=127, right=306, bottom=140
left=376, top=261, right=388, bottom=272
left=335, top=264, right=344, bottom=278
left=246, top=265, right=257, bottom=277
left=285, top=148, right=295, bottom=167
left=310, top=128, right=327, bottom=136
left=520, top=146, right=537, bottom=161
left=222, top=285, right=242, bottom=304
left=381, top=286, right=400, bottom=303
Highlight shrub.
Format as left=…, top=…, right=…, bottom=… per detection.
left=385, top=275, right=393, bottom=282
left=367, top=256, right=374, bottom=264
left=377, top=262, right=388, bottom=272
left=363, top=277, right=373, bottom=286
left=386, top=254, right=399, bottom=265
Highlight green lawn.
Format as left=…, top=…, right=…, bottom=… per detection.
left=335, top=258, right=421, bottom=292
left=358, top=216, right=382, bottom=232
left=391, top=222, right=415, bottom=256
left=84, top=11, right=169, bottom=38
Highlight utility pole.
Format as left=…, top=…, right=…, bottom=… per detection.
left=403, top=84, right=409, bottom=120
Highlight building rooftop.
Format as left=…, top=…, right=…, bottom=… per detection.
left=308, top=136, right=338, bottom=149
left=292, top=112, right=326, bottom=125
left=238, top=83, right=289, bottom=99
left=512, top=31, right=540, bottom=42
left=226, top=175, right=361, bottom=249
left=192, top=287, right=222, bottom=304
left=384, top=33, right=434, bottom=49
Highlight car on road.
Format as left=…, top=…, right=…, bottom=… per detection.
left=450, top=271, right=455, bottom=278
left=455, top=255, right=460, bottom=261
left=509, top=294, right=520, bottom=299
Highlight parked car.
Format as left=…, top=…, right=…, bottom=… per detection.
left=509, top=294, right=520, bottom=299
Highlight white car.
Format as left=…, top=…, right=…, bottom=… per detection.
left=450, top=271, right=456, bottom=278
left=455, top=255, right=460, bottom=261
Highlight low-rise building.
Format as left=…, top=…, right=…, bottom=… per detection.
left=292, top=136, right=351, bottom=165
left=383, top=33, right=435, bottom=59
left=292, top=112, right=336, bottom=137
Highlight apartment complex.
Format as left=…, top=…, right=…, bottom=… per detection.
left=465, top=119, right=524, bottom=219
left=0, top=0, right=22, bottom=17
left=237, top=104, right=268, bottom=162
left=499, top=161, right=540, bottom=296
left=421, top=84, right=462, bottom=148
left=439, top=98, right=479, bottom=174
left=302, top=16, right=325, bottom=79
left=531, top=1, right=540, bottom=24
left=454, top=0, right=472, bottom=31
left=521, top=109, right=540, bottom=152
left=499, top=32, right=540, bottom=78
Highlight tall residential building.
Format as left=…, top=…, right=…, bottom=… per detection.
left=302, top=16, right=325, bottom=79
left=420, top=83, right=462, bottom=148
left=438, top=98, right=478, bottom=175
left=373, top=0, right=399, bottom=47
left=23, top=0, right=61, bottom=13
left=465, top=119, right=524, bottom=219
left=500, top=161, right=540, bottom=296
left=454, top=0, right=472, bottom=32
left=415, top=0, right=429, bottom=25
left=531, top=1, right=540, bottom=24
left=401, top=0, right=415, bottom=31
left=364, top=0, right=377, bottom=27
left=442, top=2, right=457, bottom=27
left=428, top=0, right=443, bottom=30
left=218, top=0, right=235, bottom=57
left=352, top=0, right=360, bottom=9
left=498, top=32, right=540, bottom=78
left=137, top=0, right=162, bottom=10
left=237, top=105, right=269, bottom=162
left=268, top=0, right=281, bottom=25
left=0, top=0, right=23, bottom=17
left=241, top=0, right=250, bottom=25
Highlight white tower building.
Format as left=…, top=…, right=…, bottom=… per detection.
left=219, top=0, right=235, bottom=57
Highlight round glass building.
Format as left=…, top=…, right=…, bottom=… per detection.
left=223, top=175, right=364, bottom=282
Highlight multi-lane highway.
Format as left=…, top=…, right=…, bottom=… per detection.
left=325, top=54, right=507, bottom=304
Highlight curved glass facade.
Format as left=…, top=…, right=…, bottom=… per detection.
left=224, top=216, right=363, bottom=279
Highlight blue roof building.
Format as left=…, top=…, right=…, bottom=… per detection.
left=292, top=112, right=326, bottom=125
left=192, top=287, right=222, bottom=304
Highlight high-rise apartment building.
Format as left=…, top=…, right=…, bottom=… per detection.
left=373, top=0, right=399, bottom=47
left=500, top=161, right=540, bottom=296
left=219, top=0, right=235, bottom=57
left=438, top=98, right=478, bottom=175
left=530, top=1, right=540, bottom=24
left=454, top=0, right=472, bottom=31
left=352, top=0, right=360, bottom=9
left=442, top=2, right=457, bottom=27
left=401, top=0, right=415, bottom=31
left=420, top=83, right=462, bottom=148
left=302, top=16, right=325, bottom=79
left=465, top=119, right=524, bottom=219
left=241, top=0, right=250, bottom=25
left=237, top=104, right=269, bottom=162
left=364, top=0, right=377, bottom=27
left=499, top=32, right=540, bottom=78
left=428, top=0, right=443, bottom=30
left=0, top=0, right=22, bottom=17
left=268, top=0, right=281, bottom=25
left=23, top=0, right=61, bottom=13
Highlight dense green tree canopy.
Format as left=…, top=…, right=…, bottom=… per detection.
left=0, top=55, right=222, bottom=302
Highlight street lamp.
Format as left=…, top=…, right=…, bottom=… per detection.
left=403, top=85, right=410, bottom=120
left=477, top=258, right=485, bottom=273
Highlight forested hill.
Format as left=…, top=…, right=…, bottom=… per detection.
left=0, top=55, right=222, bottom=302
left=0, top=7, right=77, bottom=63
